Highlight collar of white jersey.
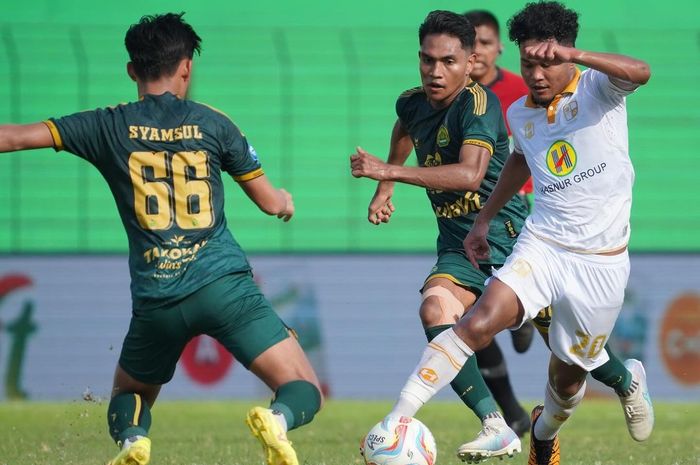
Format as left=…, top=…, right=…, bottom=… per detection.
left=525, top=67, right=581, bottom=123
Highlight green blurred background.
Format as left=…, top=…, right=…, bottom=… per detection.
left=1, top=0, right=698, bottom=252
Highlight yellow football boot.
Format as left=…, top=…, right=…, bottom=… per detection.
left=107, top=437, right=151, bottom=465
left=246, top=406, right=299, bottom=465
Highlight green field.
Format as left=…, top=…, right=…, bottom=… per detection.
left=1, top=399, right=698, bottom=465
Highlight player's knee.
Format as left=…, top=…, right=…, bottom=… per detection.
left=419, top=297, right=446, bottom=327
left=313, top=380, right=326, bottom=409
left=294, top=379, right=324, bottom=421
left=306, top=380, right=324, bottom=412
left=419, top=286, right=463, bottom=327
left=456, top=310, right=497, bottom=350
left=549, top=361, right=587, bottom=398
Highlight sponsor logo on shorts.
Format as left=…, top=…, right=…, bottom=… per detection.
left=511, top=258, right=532, bottom=277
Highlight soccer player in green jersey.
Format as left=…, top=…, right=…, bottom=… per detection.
left=351, top=10, right=527, bottom=462
left=0, top=13, right=321, bottom=465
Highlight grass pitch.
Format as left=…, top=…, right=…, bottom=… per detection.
left=1, top=399, right=698, bottom=465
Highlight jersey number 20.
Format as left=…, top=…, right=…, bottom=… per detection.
left=129, top=151, right=213, bottom=230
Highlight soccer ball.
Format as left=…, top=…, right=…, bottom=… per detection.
left=360, top=416, right=436, bottom=465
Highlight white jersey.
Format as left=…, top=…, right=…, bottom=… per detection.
left=507, top=68, right=637, bottom=253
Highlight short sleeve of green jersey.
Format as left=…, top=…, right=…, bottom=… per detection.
left=219, top=119, right=263, bottom=182
left=395, top=87, right=422, bottom=126
left=48, top=110, right=107, bottom=165
left=461, top=85, right=501, bottom=156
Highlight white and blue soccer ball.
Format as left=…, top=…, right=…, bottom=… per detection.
left=360, top=416, right=437, bottom=465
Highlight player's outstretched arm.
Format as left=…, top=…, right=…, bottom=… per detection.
left=524, top=41, right=651, bottom=85
left=353, top=119, right=413, bottom=225
left=0, top=123, right=54, bottom=152
left=464, top=151, right=530, bottom=267
left=351, top=142, right=491, bottom=192
left=238, top=175, right=294, bottom=222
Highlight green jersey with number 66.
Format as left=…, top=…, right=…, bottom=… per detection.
left=46, top=92, right=263, bottom=309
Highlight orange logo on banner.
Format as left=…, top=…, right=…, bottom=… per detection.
left=419, top=368, right=438, bottom=384
left=659, top=293, right=700, bottom=385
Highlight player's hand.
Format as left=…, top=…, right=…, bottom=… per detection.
left=523, top=39, right=577, bottom=65
left=350, top=146, right=391, bottom=181
left=463, top=219, right=491, bottom=268
left=368, top=181, right=395, bottom=225
left=277, top=188, right=294, bottom=222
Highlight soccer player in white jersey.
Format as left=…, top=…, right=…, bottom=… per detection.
left=378, top=3, right=654, bottom=465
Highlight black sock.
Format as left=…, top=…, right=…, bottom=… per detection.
left=475, top=340, right=524, bottom=421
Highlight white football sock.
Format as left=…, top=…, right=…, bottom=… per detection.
left=390, top=328, right=473, bottom=418
left=534, top=380, right=586, bottom=440
left=121, top=435, right=145, bottom=450
left=271, top=409, right=288, bottom=432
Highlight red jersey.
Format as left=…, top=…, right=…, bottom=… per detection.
left=488, top=67, right=529, bottom=135
left=487, top=67, right=533, bottom=195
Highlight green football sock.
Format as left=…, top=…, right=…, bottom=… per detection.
left=107, top=393, right=152, bottom=444
left=425, top=324, right=499, bottom=420
left=270, top=380, right=322, bottom=431
left=590, top=344, right=632, bottom=395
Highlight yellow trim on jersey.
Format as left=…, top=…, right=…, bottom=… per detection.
left=233, top=167, right=264, bottom=182
left=463, top=138, right=494, bottom=155
left=196, top=101, right=247, bottom=137
left=43, top=120, right=63, bottom=151
left=399, top=86, right=425, bottom=99
left=427, top=342, right=463, bottom=370
left=197, top=101, right=232, bottom=119
left=132, top=394, right=142, bottom=425
left=525, top=67, right=582, bottom=123
left=467, top=84, right=487, bottom=115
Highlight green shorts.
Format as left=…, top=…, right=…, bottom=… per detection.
left=422, top=251, right=495, bottom=296
left=119, top=271, right=289, bottom=384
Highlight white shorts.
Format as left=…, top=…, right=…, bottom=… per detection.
left=491, top=228, right=630, bottom=371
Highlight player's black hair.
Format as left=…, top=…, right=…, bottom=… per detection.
left=419, top=10, right=476, bottom=51
left=463, top=10, right=500, bottom=36
left=507, top=1, right=579, bottom=47
left=125, top=12, right=202, bottom=81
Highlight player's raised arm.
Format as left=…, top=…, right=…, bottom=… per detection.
left=238, top=175, right=294, bottom=222
left=0, top=122, right=55, bottom=152
left=523, top=41, right=651, bottom=86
